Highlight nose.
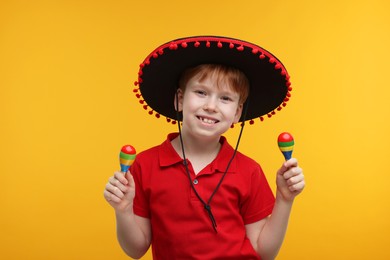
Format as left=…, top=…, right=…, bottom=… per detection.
left=203, top=96, right=218, bottom=112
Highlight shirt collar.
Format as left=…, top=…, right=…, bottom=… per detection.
left=159, top=133, right=184, bottom=167
left=158, top=133, right=237, bottom=174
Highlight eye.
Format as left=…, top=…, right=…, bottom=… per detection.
left=221, top=96, right=233, bottom=102
left=194, top=90, right=207, bottom=96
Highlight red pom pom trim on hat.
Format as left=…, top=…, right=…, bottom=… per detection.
left=169, top=43, right=178, bottom=50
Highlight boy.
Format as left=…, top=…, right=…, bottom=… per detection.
left=104, top=36, right=305, bottom=259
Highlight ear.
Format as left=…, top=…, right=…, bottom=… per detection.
left=174, top=88, right=184, bottom=112
left=233, top=103, right=243, bottom=124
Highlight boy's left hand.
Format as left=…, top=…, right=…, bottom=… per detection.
left=276, top=158, right=305, bottom=201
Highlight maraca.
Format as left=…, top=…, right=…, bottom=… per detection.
left=277, top=132, right=294, bottom=161
left=119, top=145, right=137, bottom=173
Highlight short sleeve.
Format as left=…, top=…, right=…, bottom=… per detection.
left=240, top=165, right=275, bottom=224
left=131, top=158, right=151, bottom=218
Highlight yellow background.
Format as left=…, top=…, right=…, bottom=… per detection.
left=1, top=0, right=389, bottom=259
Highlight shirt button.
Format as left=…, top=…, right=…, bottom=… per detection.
left=193, top=179, right=199, bottom=185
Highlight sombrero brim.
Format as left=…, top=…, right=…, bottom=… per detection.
left=134, top=36, right=292, bottom=123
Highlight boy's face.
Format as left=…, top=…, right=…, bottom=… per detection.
left=176, top=73, right=243, bottom=139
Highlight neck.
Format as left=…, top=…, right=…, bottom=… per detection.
left=177, top=126, right=221, bottom=153
left=171, top=130, right=221, bottom=174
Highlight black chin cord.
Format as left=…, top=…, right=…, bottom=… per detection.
left=175, top=92, right=249, bottom=233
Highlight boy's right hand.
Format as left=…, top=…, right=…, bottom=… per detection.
left=104, top=171, right=136, bottom=214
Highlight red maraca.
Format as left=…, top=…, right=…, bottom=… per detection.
left=277, top=132, right=294, bottom=161
left=119, top=145, right=136, bottom=173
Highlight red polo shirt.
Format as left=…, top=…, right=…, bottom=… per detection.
left=132, top=133, right=275, bottom=259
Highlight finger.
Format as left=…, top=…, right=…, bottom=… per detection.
left=283, top=167, right=303, bottom=180
left=105, top=183, right=125, bottom=200
left=289, top=180, right=305, bottom=192
left=284, top=158, right=298, bottom=168
left=104, top=189, right=121, bottom=203
left=114, top=171, right=129, bottom=185
left=109, top=176, right=128, bottom=193
left=277, top=158, right=298, bottom=175
left=286, top=173, right=305, bottom=186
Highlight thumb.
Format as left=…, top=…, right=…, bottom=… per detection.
left=277, top=161, right=290, bottom=176
left=125, top=170, right=135, bottom=187
left=278, top=158, right=298, bottom=175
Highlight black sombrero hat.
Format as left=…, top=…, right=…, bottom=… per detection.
left=133, top=36, right=292, bottom=124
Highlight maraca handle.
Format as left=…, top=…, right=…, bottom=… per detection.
left=120, top=165, right=131, bottom=173
left=281, top=150, right=293, bottom=161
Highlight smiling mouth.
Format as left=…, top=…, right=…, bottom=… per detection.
left=197, top=116, right=219, bottom=124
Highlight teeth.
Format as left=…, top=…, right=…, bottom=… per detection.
left=200, top=117, right=217, bottom=124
